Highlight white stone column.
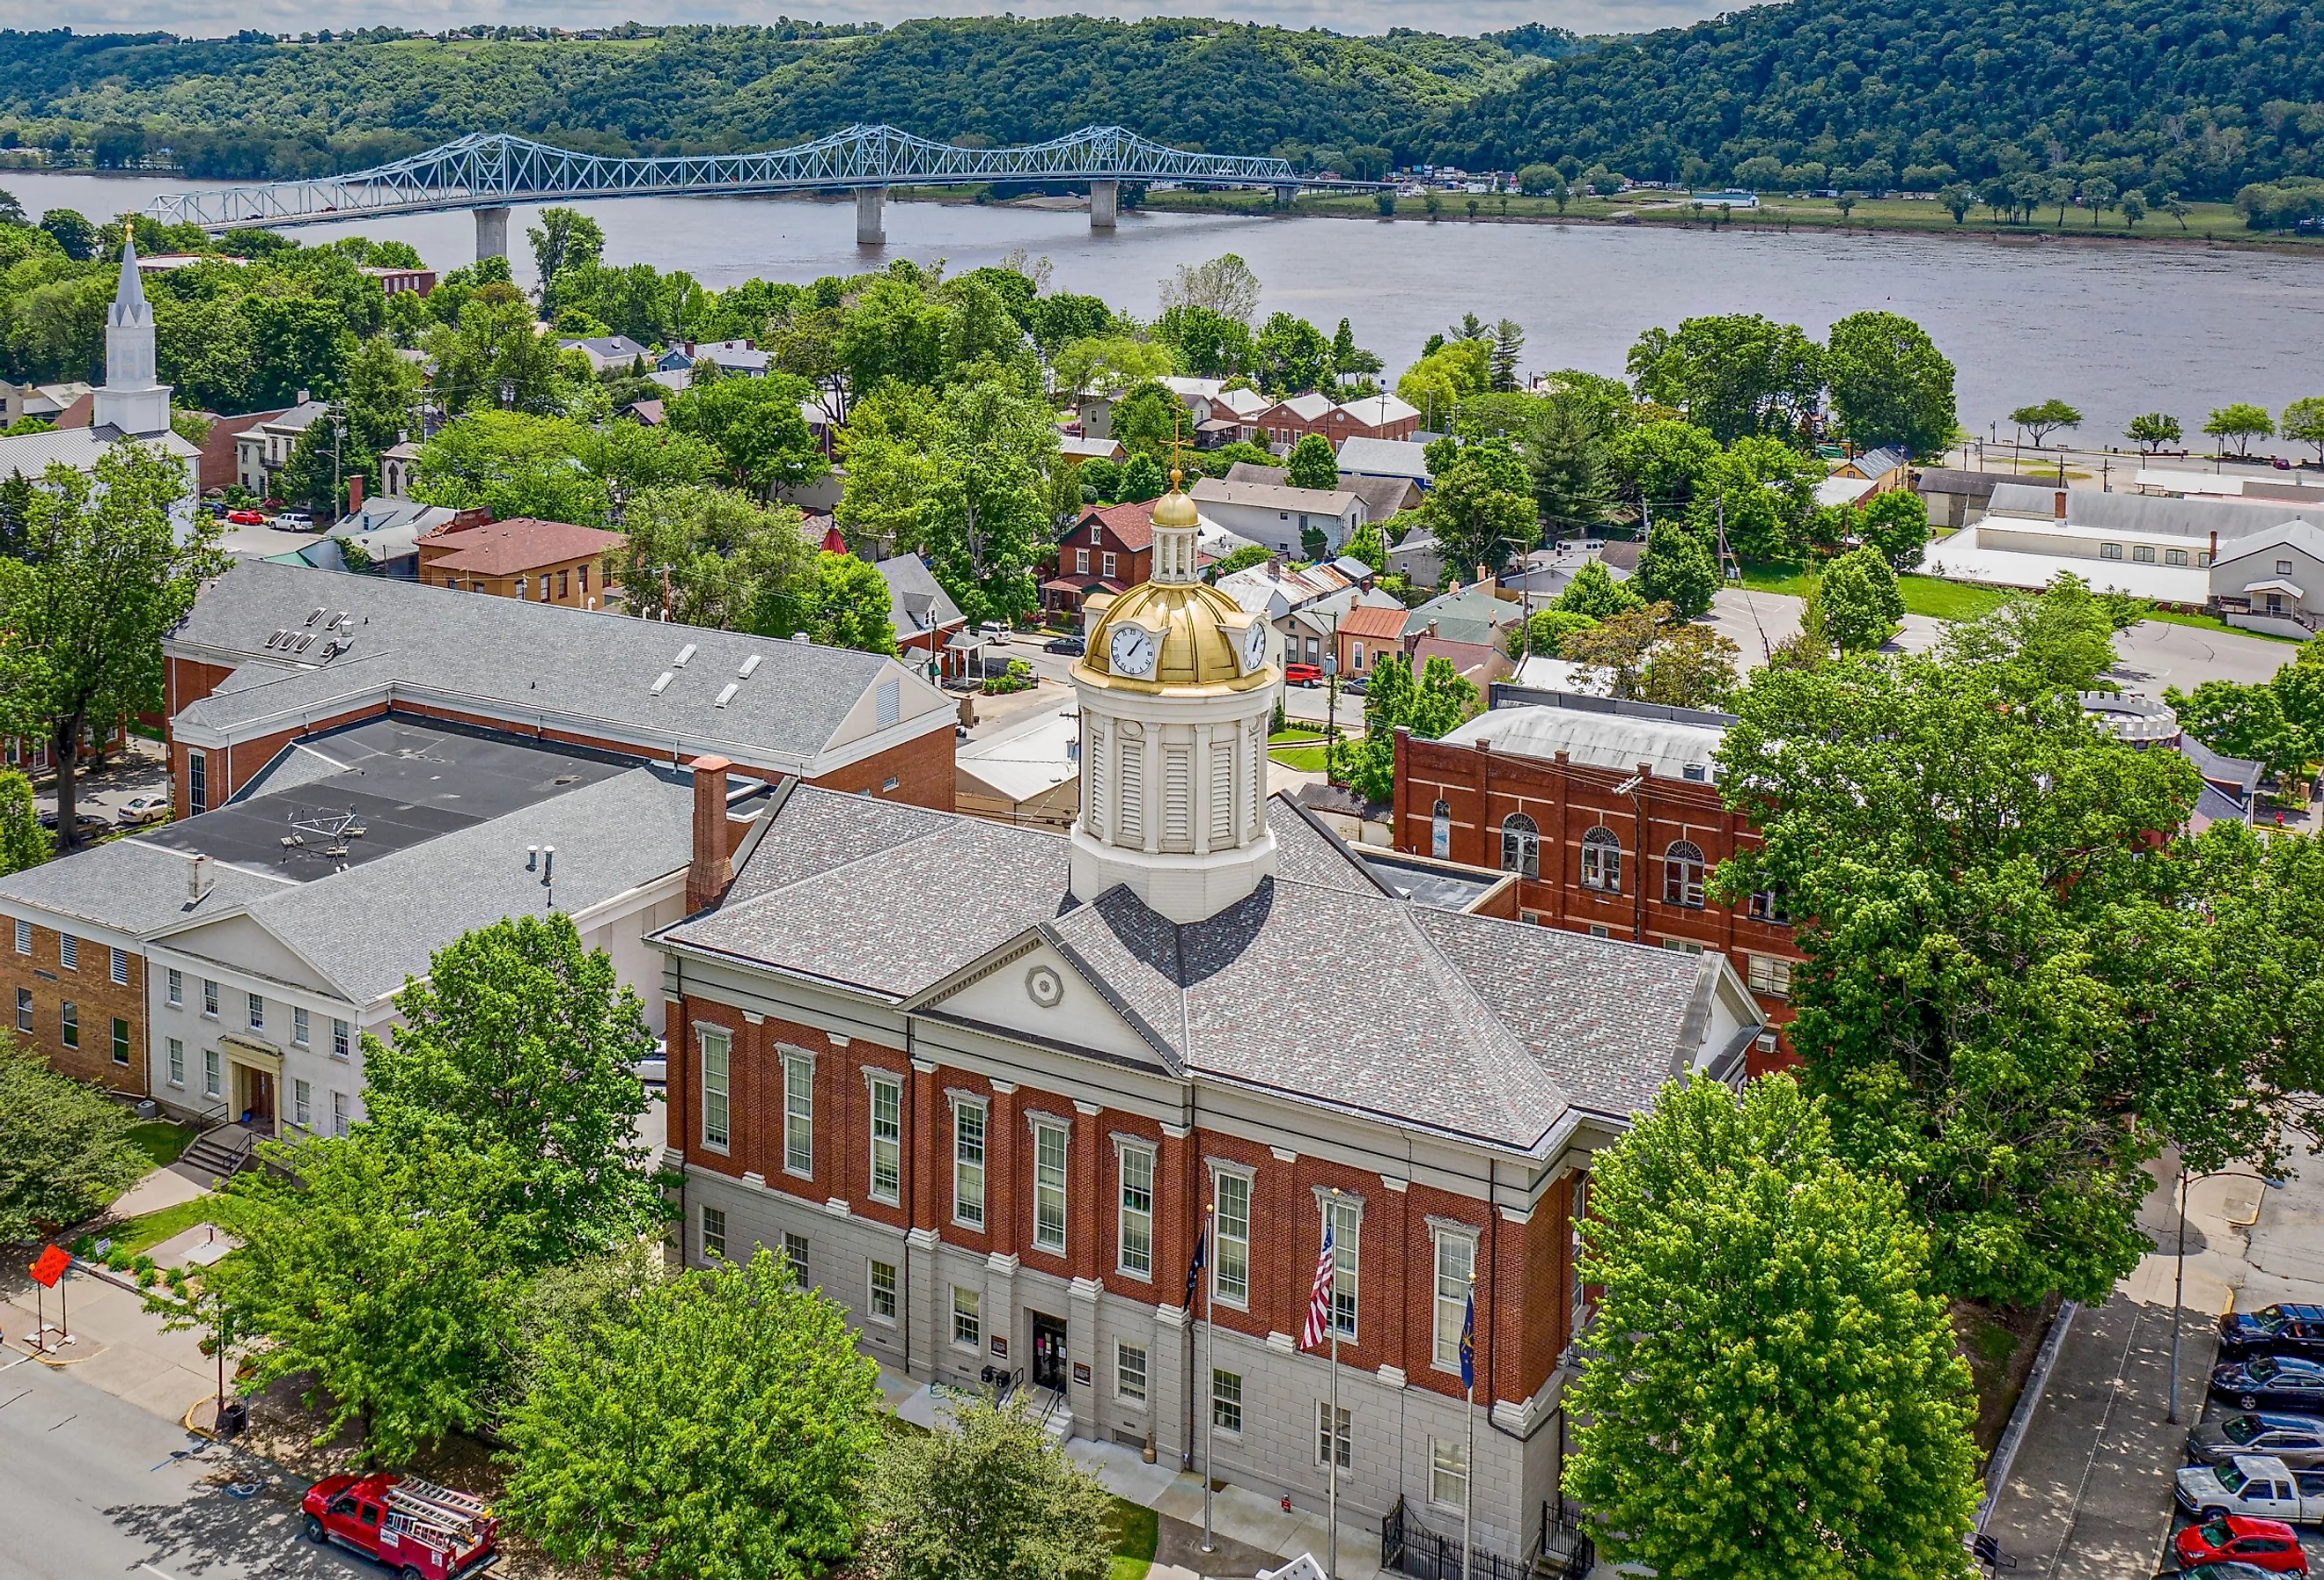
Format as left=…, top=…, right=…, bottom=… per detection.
left=906, top=1226, right=940, bottom=1382
left=856, top=186, right=887, bottom=246
left=474, top=206, right=511, bottom=262
left=1068, top=1276, right=1103, bottom=1438
left=1090, top=180, right=1118, bottom=231
left=1151, top=1299, right=1189, bottom=1466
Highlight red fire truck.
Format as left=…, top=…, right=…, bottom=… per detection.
left=300, top=1472, right=497, bottom=1578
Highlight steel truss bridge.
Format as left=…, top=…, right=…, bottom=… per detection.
left=143, top=124, right=1372, bottom=249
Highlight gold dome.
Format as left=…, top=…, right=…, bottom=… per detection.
left=1151, top=475, right=1201, bottom=530
left=1076, top=578, right=1269, bottom=693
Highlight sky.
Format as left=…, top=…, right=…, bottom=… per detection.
left=24, top=0, right=1726, bottom=45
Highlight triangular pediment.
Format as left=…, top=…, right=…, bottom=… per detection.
left=908, top=928, right=1180, bottom=1075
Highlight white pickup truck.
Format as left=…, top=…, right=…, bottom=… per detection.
left=2176, top=1453, right=2324, bottom=1523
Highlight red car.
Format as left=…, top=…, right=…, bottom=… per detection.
left=2176, top=1514, right=2310, bottom=1574
left=225, top=509, right=268, bottom=525
left=1283, top=663, right=1322, bottom=687
left=302, top=1473, right=496, bottom=1578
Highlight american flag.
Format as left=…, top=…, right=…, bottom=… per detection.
left=1301, top=1217, right=1336, bottom=1349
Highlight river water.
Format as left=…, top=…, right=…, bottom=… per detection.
left=10, top=167, right=2321, bottom=445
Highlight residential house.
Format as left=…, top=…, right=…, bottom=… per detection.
left=1830, top=445, right=1908, bottom=490
left=0, top=381, right=92, bottom=427
left=1335, top=437, right=1434, bottom=489
left=359, top=264, right=437, bottom=297
left=878, top=553, right=970, bottom=678
left=1045, top=500, right=1157, bottom=616
left=416, top=515, right=625, bottom=606
left=1223, top=463, right=1417, bottom=525
left=2080, top=693, right=2267, bottom=827
left=650, top=519, right=1763, bottom=1561
left=1160, top=377, right=1271, bottom=448
left=657, top=340, right=769, bottom=377
left=1399, top=689, right=1799, bottom=1068
left=1409, top=636, right=1512, bottom=691
left=1401, top=584, right=1524, bottom=650
left=161, top=561, right=961, bottom=819
left=234, top=401, right=331, bottom=496
left=2208, top=519, right=2324, bottom=638
left=1254, top=393, right=1422, bottom=454
left=326, top=497, right=462, bottom=578
left=1061, top=435, right=1129, bottom=465
left=1190, top=478, right=1363, bottom=558
left=560, top=334, right=654, bottom=373
left=1913, top=467, right=2004, bottom=530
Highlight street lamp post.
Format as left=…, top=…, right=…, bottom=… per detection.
left=2169, top=1164, right=2284, bottom=1425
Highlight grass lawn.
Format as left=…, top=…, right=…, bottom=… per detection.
left=1269, top=744, right=1332, bottom=772
left=126, top=1120, right=195, bottom=1169
left=1105, top=1495, right=1159, bottom=1580
left=2139, top=606, right=2309, bottom=645
left=97, top=1196, right=216, bottom=1258
left=1736, top=563, right=2011, bottom=622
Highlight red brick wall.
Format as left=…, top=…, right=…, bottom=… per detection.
left=805, top=724, right=955, bottom=811
left=1396, top=730, right=1798, bottom=1072
left=1, top=924, right=145, bottom=1094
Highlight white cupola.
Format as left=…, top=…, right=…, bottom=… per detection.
left=92, top=231, right=173, bottom=438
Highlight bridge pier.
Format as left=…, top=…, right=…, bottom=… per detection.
left=1272, top=186, right=1298, bottom=209
left=1090, top=180, right=1117, bottom=231
left=475, top=206, right=511, bottom=262
left=855, top=186, right=886, bottom=247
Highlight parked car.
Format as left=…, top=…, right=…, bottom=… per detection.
left=2220, top=1305, right=2324, bottom=1362
left=302, top=1473, right=496, bottom=1578
left=1283, top=663, right=1323, bottom=687
left=1342, top=675, right=1368, bottom=695
left=1044, top=636, right=1085, bottom=655
left=2182, top=1564, right=2305, bottom=1580
left=276, top=510, right=315, bottom=530
left=225, top=509, right=268, bottom=525
left=2216, top=1357, right=2324, bottom=1412
left=2275, top=457, right=2294, bottom=470
left=2178, top=1455, right=2324, bottom=1524
left=2175, top=1514, right=2311, bottom=1574
left=114, top=795, right=171, bottom=827
left=36, top=809, right=109, bottom=834
left=2191, top=1414, right=2324, bottom=1470
left=976, top=621, right=1011, bottom=644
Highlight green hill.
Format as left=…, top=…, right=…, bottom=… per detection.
left=4, top=1, right=2321, bottom=200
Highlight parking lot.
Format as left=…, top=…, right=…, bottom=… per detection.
left=27, top=736, right=172, bottom=836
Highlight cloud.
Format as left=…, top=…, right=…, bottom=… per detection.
left=33, top=0, right=1725, bottom=44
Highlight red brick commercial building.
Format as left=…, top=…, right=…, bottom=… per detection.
left=1394, top=692, right=1800, bottom=1073
left=161, top=561, right=961, bottom=819
left=1253, top=393, right=1423, bottom=454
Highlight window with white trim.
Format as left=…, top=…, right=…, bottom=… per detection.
left=1116, top=1341, right=1148, bottom=1401
left=700, top=1027, right=731, bottom=1152
left=331, top=1091, right=349, bottom=1137
left=1663, top=840, right=1706, bottom=908
left=202, top=1047, right=221, bottom=1099
left=293, top=1006, right=310, bottom=1046
left=60, top=1002, right=77, bottom=1047
left=952, top=1286, right=981, bottom=1348
left=701, top=1204, right=726, bottom=1260
left=1317, top=1401, right=1352, bottom=1469
left=868, top=1260, right=897, bottom=1321
left=246, top=992, right=263, bottom=1033
left=166, top=1037, right=183, bottom=1087
left=1211, top=1368, right=1243, bottom=1433
left=1325, top=1194, right=1360, bottom=1339
left=783, top=1231, right=810, bottom=1285
left=293, top=1078, right=312, bottom=1128
left=202, top=979, right=217, bottom=1016
left=1430, top=1438, right=1469, bottom=1510
left=1500, top=813, right=1540, bottom=878
left=166, top=967, right=181, bottom=1006
left=1432, top=1228, right=1476, bottom=1371
left=109, top=945, right=129, bottom=986
left=1580, top=827, right=1622, bottom=892
left=12, top=987, right=26, bottom=1033
left=332, top=1018, right=350, bottom=1058
left=1032, top=1118, right=1068, bottom=1253
left=12, top=918, right=26, bottom=955
left=1213, top=1171, right=1251, bottom=1307
left=59, top=934, right=76, bottom=971
left=953, top=1100, right=987, bottom=1229
left=783, top=1050, right=813, bottom=1177
left=868, top=1076, right=901, bottom=1204
left=1747, top=954, right=1792, bottom=999
left=1118, top=1143, right=1155, bottom=1275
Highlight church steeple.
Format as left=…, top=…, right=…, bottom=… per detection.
left=92, top=227, right=171, bottom=437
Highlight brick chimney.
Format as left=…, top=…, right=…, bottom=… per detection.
left=688, top=755, right=732, bottom=913
left=347, top=474, right=363, bottom=513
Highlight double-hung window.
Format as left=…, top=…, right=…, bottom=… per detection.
left=166, top=1037, right=184, bottom=1087
left=11, top=986, right=26, bottom=1033
left=1317, top=1402, right=1352, bottom=1469
left=1325, top=1195, right=1360, bottom=1339
left=1430, top=1439, right=1469, bottom=1510
left=868, top=1260, right=898, bottom=1321
left=332, top=1018, right=350, bottom=1058
left=60, top=1002, right=77, bottom=1048
left=1211, top=1369, right=1244, bottom=1433
left=331, top=1091, right=349, bottom=1136
left=953, top=1287, right=981, bottom=1348
left=246, top=992, right=264, bottom=1033
left=953, top=1099, right=987, bottom=1229
left=166, top=967, right=182, bottom=1006
left=700, top=1027, right=732, bottom=1152
left=782, top=1049, right=813, bottom=1177
left=293, top=1007, right=310, bottom=1046
left=293, top=1078, right=312, bottom=1128
left=202, top=1047, right=221, bottom=1099
left=701, top=1205, right=726, bottom=1260
left=1433, top=1229, right=1476, bottom=1371
left=1116, top=1341, right=1149, bottom=1401
left=1118, top=1143, right=1155, bottom=1275
left=1032, top=1119, right=1068, bottom=1253
left=868, top=1076, right=901, bottom=1203
left=111, top=1017, right=129, bottom=1064
left=1747, top=954, right=1792, bottom=999
left=202, top=979, right=218, bottom=1017
left=1212, top=1171, right=1252, bottom=1307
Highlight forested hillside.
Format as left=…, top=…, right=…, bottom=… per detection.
left=6, top=0, right=2323, bottom=199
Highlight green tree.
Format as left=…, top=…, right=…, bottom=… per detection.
left=1116, top=452, right=1167, bottom=503
left=782, top=550, right=898, bottom=655
left=1516, top=162, right=1558, bottom=195
left=1525, top=394, right=1612, bottom=533
left=1640, top=620, right=1742, bottom=709
left=527, top=206, right=607, bottom=317
left=664, top=372, right=830, bottom=498
left=2126, top=412, right=2183, bottom=454
left=1253, top=312, right=1335, bottom=395
left=411, top=411, right=612, bottom=527
left=1940, top=182, right=1975, bottom=223
left=613, top=483, right=811, bottom=628
left=1561, top=603, right=1669, bottom=699
left=1556, top=557, right=1645, bottom=620
left=1607, top=418, right=1720, bottom=507
left=1686, top=437, right=1817, bottom=562
left=1329, top=317, right=1381, bottom=379
left=1158, top=254, right=1261, bottom=325
left=342, top=331, right=423, bottom=455
left=244, top=294, right=356, bottom=408
left=1856, top=489, right=1932, bottom=571
left=1418, top=436, right=1534, bottom=578
left=1153, top=305, right=1250, bottom=379
left=0, top=1040, right=150, bottom=1242
left=2009, top=399, right=2082, bottom=447
left=360, top=914, right=666, bottom=1271
left=2121, top=190, right=2148, bottom=226
left=1504, top=606, right=1599, bottom=660
left=1051, top=334, right=1173, bottom=403
left=208, top=1136, right=525, bottom=1462
left=1943, top=572, right=2124, bottom=694
left=1634, top=519, right=1718, bottom=618
left=1342, top=518, right=1388, bottom=574
left=1107, top=381, right=1184, bottom=461
left=1564, top=1072, right=1980, bottom=1580
left=1625, top=314, right=1824, bottom=442
left=1209, top=543, right=1272, bottom=580
left=499, top=1248, right=885, bottom=1580
left=1823, top=312, right=1958, bottom=459
left=1711, top=649, right=2225, bottom=1307
left=2205, top=401, right=2276, bottom=459
left=1335, top=653, right=1477, bottom=801
left=866, top=1395, right=1116, bottom=1580
left=0, top=769, right=48, bottom=874
left=1488, top=318, right=1525, bottom=392
left=2278, top=398, right=2324, bottom=466
left=426, top=286, right=576, bottom=415
left=1817, top=546, right=1906, bottom=651
left=1285, top=432, right=1339, bottom=490
left=0, top=443, right=224, bottom=849
left=2164, top=680, right=2312, bottom=777
left=39, top=209, right=97, bottom=261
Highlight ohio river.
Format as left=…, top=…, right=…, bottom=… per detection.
left=11, top=168, right=2323, bottom=445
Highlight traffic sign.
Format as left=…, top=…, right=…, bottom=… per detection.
left=29, top=1244, right=68, bottom=1288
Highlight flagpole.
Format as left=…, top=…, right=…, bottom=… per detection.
left=1201, top=1199, right=1216, bottom=1556
left=1327, top=1187, right=1342, bottom=1580
left=1462, top=1275, right=1476, bottom=1580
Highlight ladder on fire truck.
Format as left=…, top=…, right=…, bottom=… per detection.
left=383, top=1476, right=491, bottom=1551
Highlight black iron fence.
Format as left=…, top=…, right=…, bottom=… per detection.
left=1379, top=1498, right=1532, bottom=1580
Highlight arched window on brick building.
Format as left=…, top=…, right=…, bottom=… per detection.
left=1500, top=813, right=1540, bottom=878
left=1663, top=840, right=1706, bottom=908
left=1580, top=826, right=1622, bottom=893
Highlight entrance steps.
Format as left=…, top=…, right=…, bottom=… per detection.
left=181, top=1121, right=255, bottom=1183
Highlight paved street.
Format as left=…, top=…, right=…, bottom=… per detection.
left=0, top=1354, right=354, bottom=1580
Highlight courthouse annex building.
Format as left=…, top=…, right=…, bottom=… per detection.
left=652, top=482, right=1764, bottom=1559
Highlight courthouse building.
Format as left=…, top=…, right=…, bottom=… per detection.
left=652, top=481, right=1765, bottom=1562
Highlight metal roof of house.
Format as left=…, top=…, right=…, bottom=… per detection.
left=1190, top=478, right=1359, bottom=515
left=1988, top=482, right=2305, bottom=542
left=1439, top=701, right=1729, bottom=781
left=0, top=425, right=198, bottom=476
left=167, top=561, right=942, bottom=774
left=1336, top=437, right=1433, bottom=481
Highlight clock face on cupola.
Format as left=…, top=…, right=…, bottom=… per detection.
left=1069, top=470, right=1280, bottom=923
